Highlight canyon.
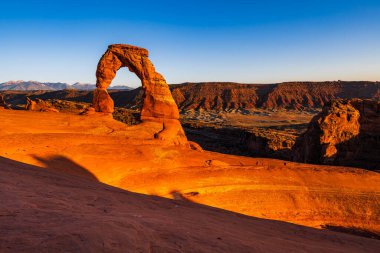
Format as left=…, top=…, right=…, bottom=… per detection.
left=1, top=43, right=379, bottom=252
left=1, top=81, right=379, bottom=170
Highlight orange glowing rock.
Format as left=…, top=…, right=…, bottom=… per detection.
left=93, top=44, right=187, bottom=145
left=25, top=97, right=59, bottom=112
left=293, top=99, right=380, bottom=168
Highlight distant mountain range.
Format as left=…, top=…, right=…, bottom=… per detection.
left=0, top=81, right=133, bottom=91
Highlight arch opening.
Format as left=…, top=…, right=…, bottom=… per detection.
left=110, top=67, right=142, bottom=89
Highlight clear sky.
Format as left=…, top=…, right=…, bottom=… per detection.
left=0, top=0, right=379, bottom=87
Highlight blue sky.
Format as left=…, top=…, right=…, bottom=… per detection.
left=0, top=0, right=379, bottom=87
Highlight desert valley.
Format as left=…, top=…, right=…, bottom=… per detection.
left=1, top=1, right=380, bottom=252
left=0, top=43, right=379, bottom=253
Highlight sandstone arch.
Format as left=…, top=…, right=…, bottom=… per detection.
left=93, top=44, right=187, bottom=145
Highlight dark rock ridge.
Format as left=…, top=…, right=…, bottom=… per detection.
left=0, top=94, right=5, bottom=107
left=183, top=121, right=306, bottom=161
left=293, top=99, right=380, bottom=170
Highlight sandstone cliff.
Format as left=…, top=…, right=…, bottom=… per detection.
left=293, top=99, right=380, bottom=170
left=170, top=81, right=380, bottom=111
left=2, top=81, right=379, bottom=111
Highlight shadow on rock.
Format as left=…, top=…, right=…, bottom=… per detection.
left=322, top=225, right=380, bottom=240
left=32, top=155, right=98, bottom=181
left=170, top=190, right=199, bottom=202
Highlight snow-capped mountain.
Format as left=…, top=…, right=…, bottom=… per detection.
left=71, top=82, right=96, bottom=90
left=0, top=81, right=133, bottom=91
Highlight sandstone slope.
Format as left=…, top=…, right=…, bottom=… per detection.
left=2, top=155, right=380, bottom=253
left=0, top=109, right=379, bottom=236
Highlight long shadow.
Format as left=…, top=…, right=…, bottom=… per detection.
left=321, top=225, right=380, bottom=240
left=163, top=190, right=380, bottom=241
left=169, top=190, right=199, bottom=201
left=0, top=155, right=379, bottom=244
left=31, top=155, right=98, bottom=181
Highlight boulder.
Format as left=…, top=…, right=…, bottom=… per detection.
left=25, top=98, right=59, bottom=112
left=293, top=99, right=380, bottom=170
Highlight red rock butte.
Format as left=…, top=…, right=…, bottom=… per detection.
left=93, top=44, right=187, bottom=145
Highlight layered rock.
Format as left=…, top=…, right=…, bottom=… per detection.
left=293, top=99, right=380, bottom=170
left=169, top=81, right=379, bottom=111
left=25, top=97, right=59, bottom=112
left=93, top=44, right=187, bottom=144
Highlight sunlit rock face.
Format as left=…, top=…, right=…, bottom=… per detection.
left=93, top=44, right=187, bottom=145
left=25, top=97, right=59, bottom=112
left=293, top=99, right=380, bottom=169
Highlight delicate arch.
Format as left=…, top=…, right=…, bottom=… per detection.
left=92, top=44, right=188, bottom=145
left=93, top=44, right=179, bottom=121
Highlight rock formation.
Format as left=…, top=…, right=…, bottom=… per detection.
left=293, top=99, right=380, bottom=170
left=0, top=94, right=12, bottom=109
left=93, top=44, right=187, bottom=144
left=1, top=109, right=380, bottom=238
left=25, top=97, right=59, bottom=112
left=0, top=94, right=7, bottom=108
